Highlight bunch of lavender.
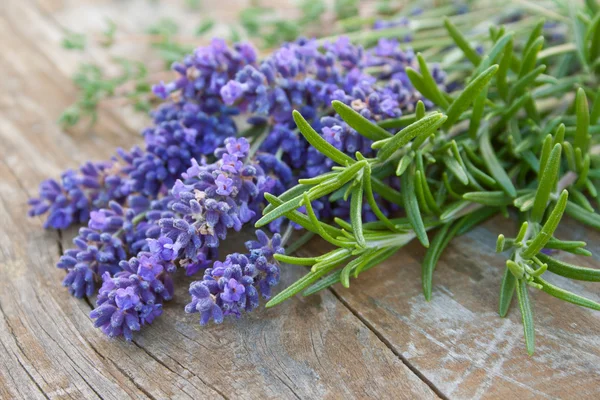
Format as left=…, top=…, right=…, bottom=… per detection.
left=220, top=36, right=445, bottom=178
left=30, top=39, right=256, bottom=230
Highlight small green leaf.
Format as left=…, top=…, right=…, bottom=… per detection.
left=522, top=190, right=569, bottom=259
left=509, top=64, right=546, bottom=100
left=350, top=179, right=366, bottom=247
left=574, top=87, right=590, bottom=153
left=444, top=17, right=481, bottom=65
left=468, top=87, right=487, bottom=140
left=531, top=143, right=562, bottom=223
left=417, top=53, right=450, bottom=109
left=514, top=191, right=537, bottom=212
left=375, top=112, right=447, bottom=160
left=263, top=184, right=312, bottom=214
left=536, top=253, right=600, bottom=282
left=497, top=37, right=514, bottom=100
left=439, top=200, right=471, bottom=222
left=445, top=65, right=498, bottom=129
left=538, top=134, right=553, bottom=178
left=499, top=268, right=516, bottom=317
left=443, top=156, right=469, bottom=185
left=266, top=255, right=346, bottom=307
left=535, top=276, right=600, bottom=311
left=516, top=279, right=535, bottom=355
left=402, top=167, right=429, bottom=247
left=480, top=127, right=517, bottom=197
left=396, top=153, right=415, bottom=176
left=496, top=234, right=506, bottom=253
left=463, top=191, right=513, bottom=206
left=519, top=36, right=544, bottom=78
left=274, top=254, right=318, bottom=266
left=332, top=100, right=392, bottom=141
left=293, top=110, right=355, bottom=166
left=422, top=223, right=452, bottom=300
left=524, top=19, right=545, bottom=54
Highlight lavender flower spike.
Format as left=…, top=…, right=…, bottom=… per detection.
left=185, top=230, right=283, bottom=325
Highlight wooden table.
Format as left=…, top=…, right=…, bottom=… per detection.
left=1, top=1, right=599, bottom=398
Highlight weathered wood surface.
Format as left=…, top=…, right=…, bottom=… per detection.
left=0, top=0, right=599, bottom=399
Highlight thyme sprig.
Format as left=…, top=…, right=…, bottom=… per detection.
left=260, top=2, right=600, bottom=355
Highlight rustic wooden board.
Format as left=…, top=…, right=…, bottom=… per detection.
left=0, top=0, right=599, bottom=399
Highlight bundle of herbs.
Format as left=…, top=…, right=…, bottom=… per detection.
left=29, top=0, right=600, bottom=354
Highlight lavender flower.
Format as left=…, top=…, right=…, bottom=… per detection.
left=185, top=230, right=283, bottom=325
left=158, top=138, right=270, bottom=263
left=89, top=252, right=174, bottom=340
left=58, top=196, right=174, bottom=298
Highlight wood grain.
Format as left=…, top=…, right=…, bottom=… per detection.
left=0, top=0, right=599, bottom=398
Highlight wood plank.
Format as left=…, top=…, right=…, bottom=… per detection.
left=0, top=0, right=438, bottom=398
left=299, top=215, right=600, bottom=399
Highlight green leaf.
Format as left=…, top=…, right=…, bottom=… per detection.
left=522, top=190, right=569, bottom=259
left=371, top=176, right=404, bottom=205
left=574, top=87, right=590, bottom=153
left=544, top=238, right=591, bottom=256
left=378, top=114, right=417, bottom=130
left=590, top=88, right=600, bottom=124
left=513, top=191, right=537, bottom=212
left=468, top=87, right=487, bottom=140
left=509, top=64, right=546, bottom=100
left=519, top=36, right=544, bottom=78
left=402, top=167, right=429, bottom=247
left=363, top=164, right=398, bottom=231
left=536, top=253, right=600, bottom=282
left=585, top=13, right=600, bottom=62
left=463, top=191, right=513, bottom=206
left=535, top=276, right=600, bottom=311
left=531, top=143, right=562, bottom=223
left=444, top=17, right=481, bottom=65
left=444, top=65, right=499, bottom=129
left=516, top=279, right=535, bottom=355
left=416, top=53, right=450, bottom=109
left=374, top=112, right=447, bottom=161
left=538, top=134, right=553, bottom=178
left=422, top=223, right=452, bottom=300
left=524, top=19, right=545, bottom=55
left=293, top=110, right=355, bottom=166
left=480, top=127, right=517, bottom=197
left=486, top=32, right=514, bottom=65
left=332, top=100, right=392, bottom=141
left=439, top=200, right=471, bottom=222
left=274, top=254, right=318, bottom=266
left=263, top=184, right=312, bottom=214
left=396, top=152, right=415, bottom=176
left=350, top=179, right=366, bottom=247
left=499, top=268, right=517, bottom=317
left=496, top=37, right=514, bottom=100
left=443, top=156, right=469, bottom=185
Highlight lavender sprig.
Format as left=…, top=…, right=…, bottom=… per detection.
left=185, top=230, right=283, bottom=325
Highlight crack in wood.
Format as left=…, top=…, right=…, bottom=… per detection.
left=328, top=288, right=449, bottom=400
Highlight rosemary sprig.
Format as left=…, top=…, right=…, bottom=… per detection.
left=261, top=1, right=600, bottom=355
